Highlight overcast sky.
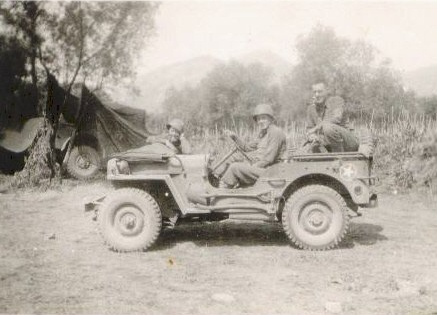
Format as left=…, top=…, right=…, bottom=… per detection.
left=137, top=1, right=437, bottom=75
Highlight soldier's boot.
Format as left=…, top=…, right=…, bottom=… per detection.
left=219, top=180, right=234, bottom=189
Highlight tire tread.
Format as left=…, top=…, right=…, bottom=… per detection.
left=98, top=188, right=162, bottom=252
left=282, top=185, right=349, bottom=251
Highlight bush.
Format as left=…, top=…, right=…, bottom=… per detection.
left=185, top=113, right=436, bottom=194
left=408, top=128, right=437, bottom=194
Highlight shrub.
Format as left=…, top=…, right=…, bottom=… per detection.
left=408, top=128, right=437, bottom=194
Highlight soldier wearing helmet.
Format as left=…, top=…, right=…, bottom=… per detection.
left=146, top=118, right=192, bottom=154
left=219, top=103, right=286, bottom=188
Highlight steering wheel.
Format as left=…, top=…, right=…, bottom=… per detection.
left=210, top=134, right=252, bottom=173
left=228, top=135, right=253, bottom=162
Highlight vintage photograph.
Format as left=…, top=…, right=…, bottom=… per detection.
left=0, top=1, right=436, bottom=314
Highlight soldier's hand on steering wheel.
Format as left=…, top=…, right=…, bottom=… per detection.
left=307, top=133, right=319, bottom=143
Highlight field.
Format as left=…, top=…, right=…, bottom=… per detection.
left=1, top=114, right=437, bottom=314
left=0, top=181, right=436, bottom=315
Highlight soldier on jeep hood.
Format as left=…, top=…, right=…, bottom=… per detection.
left=146, top=118, right=192, bottom=154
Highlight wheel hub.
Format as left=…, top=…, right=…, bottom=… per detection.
left=121, top=213, right=137, bottom=230
left=300, top=203, right=332, bottom=235
left=114, top=206, right=145, bottom=236
left=77, top=155, right=90, bottom=169
left=308, top=212, right=324, bottom=227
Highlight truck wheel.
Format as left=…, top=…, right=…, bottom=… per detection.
left=98, top=188, right=162, bottom=252
left=66, top=145, right=100, bottom=180
left=282, top=185, right=349, bottom=250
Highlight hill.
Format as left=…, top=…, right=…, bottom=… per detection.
left=402, top=65, right=437, bottom=96
left=235, top=50, right=291, bottom=83
left=120, top=51, right=292, bottom=112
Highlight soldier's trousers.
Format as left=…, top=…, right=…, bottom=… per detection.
left=322, top=123, right=359, bottom=152
left=221, top=162, right=265, bottom=186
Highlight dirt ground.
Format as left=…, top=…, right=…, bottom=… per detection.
left=0, top=180, right=436, bottom=315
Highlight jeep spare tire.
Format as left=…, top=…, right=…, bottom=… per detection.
left=282, top=185, right=349, bottom=250
left=66, top=145, right=100, bottom=180
left=98, top=188, right=162, bottom=252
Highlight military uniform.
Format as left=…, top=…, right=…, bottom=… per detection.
left=307, top=95, right=358, bottom=152
left=221, top=124, right=286, bottom=186
left=146, top=134, right=191, bottom=154
left=146, top=118, right=192, bottom=154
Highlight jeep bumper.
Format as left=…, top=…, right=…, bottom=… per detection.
left=83, top=195, right=105, bottom=212
left=361, top=193, right=378, bottom=208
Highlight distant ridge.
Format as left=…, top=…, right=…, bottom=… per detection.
left=402, top=65, right=437, bottom=96
left=121, top=51, right=292, bottom=112
left=235, top=50, right=291, bottom=83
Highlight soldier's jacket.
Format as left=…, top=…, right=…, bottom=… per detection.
left=307, top=95, right=350, bottom=129
left=146, top=133, right=192, bottom=154
left=235, top=124, right=286, bottom=168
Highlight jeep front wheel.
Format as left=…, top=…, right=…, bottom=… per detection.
left=282, top=185, right=349, bottom=250
left=98, top=188, right=162, bottom=252
left=66, top=145, right=100, bottom=180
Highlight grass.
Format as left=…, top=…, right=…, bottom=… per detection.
left=1, top=113, right=435, bottom=195
left=188, top=113, right=437, bottom=194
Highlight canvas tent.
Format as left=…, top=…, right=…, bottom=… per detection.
left=75, top=85, right=150, bottom=157
left=0, top=75, right=151, bottom=174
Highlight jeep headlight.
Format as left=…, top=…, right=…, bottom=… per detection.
left=107, top=158, right=130, bottom=175
left=339, top=163, right=357, bottom=181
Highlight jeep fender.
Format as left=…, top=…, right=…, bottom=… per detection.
left=108, top=174, right=190, bottom=217
left=280, top=173, right=371, bottom=206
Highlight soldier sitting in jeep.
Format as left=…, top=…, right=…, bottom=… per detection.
left=219, top=103, right=286, bottom=188
left=146, top=118, right=192, bottom=154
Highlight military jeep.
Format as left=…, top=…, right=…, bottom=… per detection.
left=88, top=139, right=378, bottom=252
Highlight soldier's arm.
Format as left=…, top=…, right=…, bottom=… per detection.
left=253, top=129, right=285, bottom=168
left=224, top=130, right=254, bottom=152
left=306, top=105, right=317, bottom=130
left=180, top=136, right=192, bottom=154
left=165, top=141, right=180, bottom=154
left=307, top=106, right=322, bottom=137
left=244, top=139, right=258, bottom=151
left=306, top=105, right=322, bottom=135
left=146, top=134, right=167, bottom=145
left=324, top=96, right=344, bottom=125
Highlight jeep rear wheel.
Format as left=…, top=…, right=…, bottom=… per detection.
left=66, top=145, right=100, bottom=180
left=282, top=185, right=349, bottom=250
left=98, top=188, right=162, bottom=252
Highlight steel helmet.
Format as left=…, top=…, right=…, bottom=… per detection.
left=252, top=103, right=274, bottom=121
left=166, top=118, right=184, bottom=133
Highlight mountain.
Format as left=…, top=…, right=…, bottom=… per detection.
left=402, top=65, right=437, bottom=96
left=119, top=51, right=292, bottom=112
left=123, top=56, right=221, bottom=111
left=235, top=50, right=292, bottom=83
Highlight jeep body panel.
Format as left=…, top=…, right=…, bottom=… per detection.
left=107, top=152, right=376, bottom=219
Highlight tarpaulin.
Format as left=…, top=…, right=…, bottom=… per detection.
left=0, top=117, right=44, bottom=153
left=78, top=86, right=150, bottom=157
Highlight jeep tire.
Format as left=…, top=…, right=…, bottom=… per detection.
left=66, top=145, right=100, bottom=180
left=282, top=185, right=349, bottom=250
left=98, top=188, right=162, bottom=252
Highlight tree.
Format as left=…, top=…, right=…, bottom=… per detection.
left=41, top=2, right=159, bottom=90
left=280, top=25, right=414, bottom=121
left=0, top=1, right=160, bottom=185
left=0, top=2, right=45, bottom=87
left=0, top=35, right=37, bottom=129
left=0, top=1, right=160, bottom=106
left=418, top=95, right=437, bottom=118
left=162, top=61, right=280, bottom=127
